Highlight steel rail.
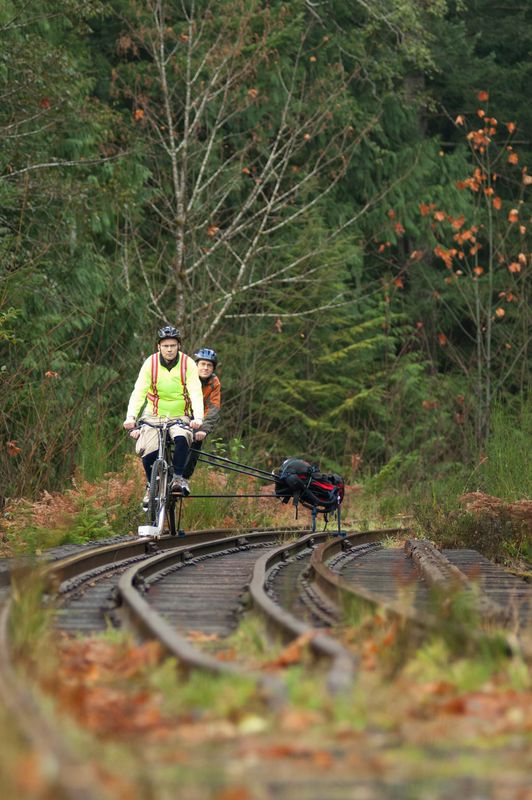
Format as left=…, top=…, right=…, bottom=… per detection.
left=118, top=528, right=411, bottom=695
left=248, top=531, right=356, bottom=693
left=0, top=525, right=307, bottom=783
left=308, top=529, right=427, bottom=624
left=117, top=529, right=304, bottom=704
left=309, top=533, right=532, bottom=658
left=35, top=525, right=304, bottom=585
left=0, top=599, right=108, bottom=800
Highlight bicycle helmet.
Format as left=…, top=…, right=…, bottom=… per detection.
left=194, top=347, right=218, bottom=367
left=157, top=325, right=181, bottom=342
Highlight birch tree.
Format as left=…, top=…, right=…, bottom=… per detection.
left=112, top=0, right=412, bottom=338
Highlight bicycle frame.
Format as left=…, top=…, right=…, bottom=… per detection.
left=136, top=417, right=188, bottom=538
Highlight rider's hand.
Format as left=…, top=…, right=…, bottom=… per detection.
left=190, top=419, right=203, bottom=430
left=129, top=429, right=141, bottom=440
left=123, top=419, right=136, bottom=430
left=194, top=430, right=207, bottom=441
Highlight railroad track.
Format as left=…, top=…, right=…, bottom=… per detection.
left=312, top=535, right=532, bottom=657
left=1, top=525, right=530, bottom=799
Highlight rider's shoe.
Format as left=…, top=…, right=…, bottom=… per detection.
left=142, top=485, right=149, bottom=509
left=171, top=475, right=190, bottom=496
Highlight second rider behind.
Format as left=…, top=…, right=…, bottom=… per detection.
left=123, top=326, right=204, bottom=499
left=183, top=348, right=221, bottom=480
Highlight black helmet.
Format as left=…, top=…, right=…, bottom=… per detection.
left=157, top=325, right=181, bottom=342
left=194, top=347, right=218, bottom=367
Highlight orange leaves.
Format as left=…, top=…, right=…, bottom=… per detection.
left=264, top=631, right=316, bottom=669
left=506, top=121, right=516, bottom=133
left=7, top=440, right=21, bottom=457
left=494, top=307, right=505, bottom=318
left=274, top=316, right=283, bottom=333
left=433, top=210, right=446, bottom=222
left=456, top=168, right=486, bottom=192
left=52, top=638, right=170, bottom=740
left=477, top=90, right=489, bottom=102
left=187, top=630, right=219, bottom=643
left=507, top=152, right=519, bottom=165
left=247, top=87, right=259, bottom=99
left=133, top=108, right=144, bottom=121
left=492, top=196, right=502, bottom=210
left=394, top=221, right=405, bottom=235
left=453, top=227, right=475, bottom=246
left=449, top=214, right=465, bottom=230
left=44, top=370, right=59, bottom=378
left=433, top=245, right=454, bottom=269
left=207, top=225, right=220, bottom=237
left=473, top=266, right=484, bottom=276
left=508, top=209, right=519, bottom=223
left=437, top=332, right=447, bottom=347
left=419, top=202, right=435, bottom=216
left=508, top=261, right=521, bottom=273
left=454, top=114, right=465, bottom=126
left=466, top=129, right=491, bottom=150
left=216, top=787, right=253, bottom=800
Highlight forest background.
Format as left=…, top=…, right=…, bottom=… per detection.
left=1, top=0, right=530, bottom=511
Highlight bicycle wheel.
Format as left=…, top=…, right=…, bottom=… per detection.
left=148, top=458, right=168, bottom=534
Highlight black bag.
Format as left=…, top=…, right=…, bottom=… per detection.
left=274, top=457, right=344, bottom=514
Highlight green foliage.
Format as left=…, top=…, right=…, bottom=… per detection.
left=149, top=664, right=258, bottom=718
left=8, top=569, right=53, bottom=660
left=404, top=638, right=515, bottom=692
left=1, top=0, right=530, bottom=507
left=476, top=403, right=532, bottom=499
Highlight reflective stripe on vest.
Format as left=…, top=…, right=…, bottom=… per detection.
left=147, top=353, right=160, bottom=415
left=148, top=352, right=191, bottom=417
left=180, top=354, right=192, bottom=417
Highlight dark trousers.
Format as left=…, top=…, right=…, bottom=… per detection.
left=183, top=439, right=203, bottom=479
left=141, top=436, right=189, bottom=483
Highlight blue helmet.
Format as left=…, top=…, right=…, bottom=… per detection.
left=157, top=325, right=181, bottom=343
left=194, top=347, right=218, bottom=367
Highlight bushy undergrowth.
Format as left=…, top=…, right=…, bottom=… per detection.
left=413, top=495, right=531, bottom=570
left=0, top=455, right=144, bottom=555
left=0, top=454, right=300, bottom=556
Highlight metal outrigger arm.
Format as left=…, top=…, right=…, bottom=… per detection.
left=192, top=451, right=346, bottom=535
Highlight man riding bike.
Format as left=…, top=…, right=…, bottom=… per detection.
left=123, top=326, right=203, bottom=500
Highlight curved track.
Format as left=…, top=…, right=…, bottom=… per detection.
left=1, top=524, right=530, bottom=799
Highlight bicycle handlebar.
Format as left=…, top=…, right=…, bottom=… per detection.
left=135, top=417, right=193, bottom=431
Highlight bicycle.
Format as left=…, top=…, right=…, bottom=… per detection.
left=135, top=417, right=193, bottom=538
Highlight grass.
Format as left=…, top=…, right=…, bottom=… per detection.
left=1, top=418, right=530, bottom=797
left=3, top=559, right=530, bottom=800
left=7, top=568, right=55, bottom=662
left=0, top=455, right=298, bottom=557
